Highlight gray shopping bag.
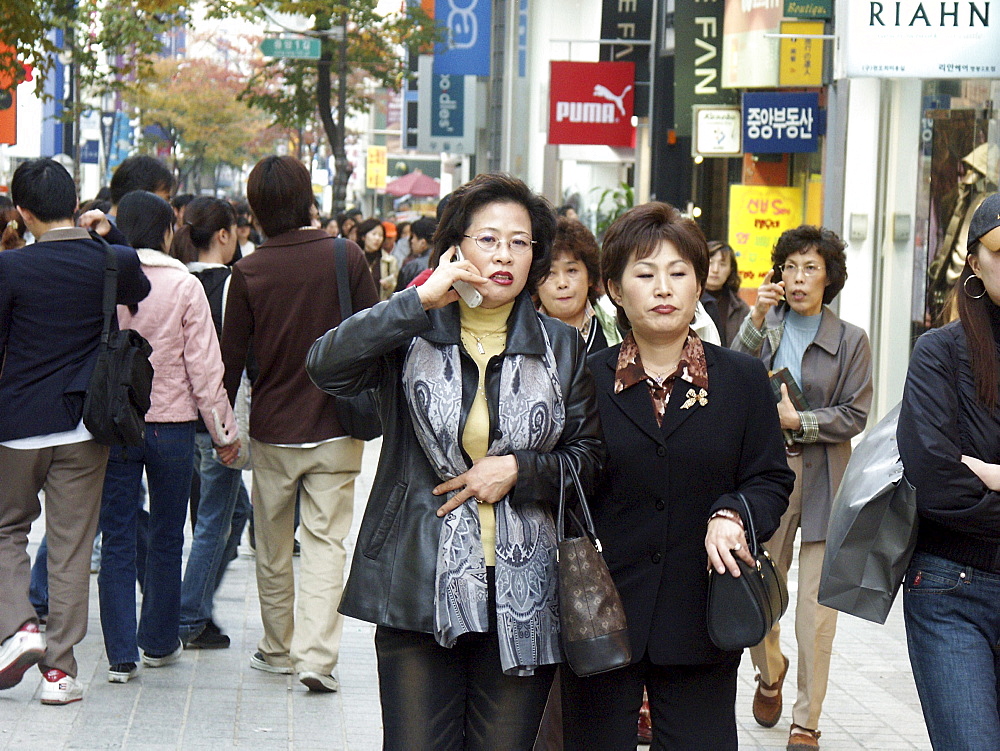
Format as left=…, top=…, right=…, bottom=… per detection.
left=818, top=403, right=919, bottom=624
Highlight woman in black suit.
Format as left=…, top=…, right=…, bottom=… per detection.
left=561, top=202, right=794, bottom=750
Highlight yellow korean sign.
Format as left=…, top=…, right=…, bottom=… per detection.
left=779, top=21, right=824, bottom=87
left=728, top=185, right=804, bottom=286
left=366, top=146, right=387, bottom=190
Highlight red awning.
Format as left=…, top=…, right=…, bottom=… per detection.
left=385, top=171, right=441, bottom=198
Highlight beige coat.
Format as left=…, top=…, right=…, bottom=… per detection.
left=734, top=305, right=872, bottom=541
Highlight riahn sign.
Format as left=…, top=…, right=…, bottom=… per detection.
left=839, top=0, right=1000, bottom=77
left=548, top=61, right=636, bottom=147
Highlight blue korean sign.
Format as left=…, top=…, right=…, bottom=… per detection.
left=433, top=0, right=491, bottom=77
left=430, top=74, right=464, bottom=138
left=742, top=92, right=820, bottom=154
left=80, top=139, right=100, bottom=165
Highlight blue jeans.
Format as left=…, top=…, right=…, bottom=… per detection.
left=98, top=422, right=195, bottom=663
left=178, top=433, right=243, bottom=641
left=223, top=481, right=250, bottom=577
left=904, top=551, right=1000, bottom=750
left=29, top=535, right=48, bottom=618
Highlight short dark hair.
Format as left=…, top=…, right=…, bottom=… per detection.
left=11, top=158, right=77, bottom=222
left=110, top=156, right=175, bottom=206
left=410, top=217, right=437, bottom=242
left=557, top=204, right=577, bottom=217
left=771, top=225, right=848, bottom=304
left=171, top=193, right=195, bottom=211
left=708, top=240, right=741, bottom=292
left=545, top=217, right=601, bottom=305
left=117, top=191, right=175, bottom=252
left=433, top=173, right=555, bottom=294
left=601, top=202, right=709, bottom=331
left=170, top=196, right=237, bottom=263
left=355, top=218, right=384, bottom=244
left=246, top=156, right=313, bottom=239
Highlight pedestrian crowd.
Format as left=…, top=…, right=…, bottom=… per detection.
left=2, top=153, right=1000, bottom=751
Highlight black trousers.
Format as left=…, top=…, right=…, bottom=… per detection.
left=561, top=653, right=741, bottom=751
left=375, top=570, right=555, bottom=751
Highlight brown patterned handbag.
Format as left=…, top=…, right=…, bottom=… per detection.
left=556, top=454, right=632, bottom=677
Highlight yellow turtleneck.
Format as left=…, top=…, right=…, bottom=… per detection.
left=458, top=299, right=514, bottom=566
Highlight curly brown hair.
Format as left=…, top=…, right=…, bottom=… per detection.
left=771, top=225, right=848, bottom=304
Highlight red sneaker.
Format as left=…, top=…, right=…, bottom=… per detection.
left=0, top=621, right=46, bottom=690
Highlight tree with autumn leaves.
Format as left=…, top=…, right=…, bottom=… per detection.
left=2, top=1, right=436, bottom=207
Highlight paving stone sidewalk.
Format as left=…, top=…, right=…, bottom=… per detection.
left=0, top=439, right=930, bottom=749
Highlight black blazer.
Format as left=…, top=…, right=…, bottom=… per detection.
left=0, top=232, right=149, bottom=441
left=588, top=340, right=793, bottom=665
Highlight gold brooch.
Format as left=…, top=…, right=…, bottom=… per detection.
left=681, top=388, right=708, bottom=409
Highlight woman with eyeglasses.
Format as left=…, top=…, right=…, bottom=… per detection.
left=306, top=173, right=602, bottom=748
left=733, top=225, right=872, bottom=751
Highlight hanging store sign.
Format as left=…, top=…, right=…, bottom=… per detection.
left=742, top=92, right=820, bottom=154
left=721, top=0, right=783, bottom=89
left=600, top=0, right=653, bottom=115
left=779, top=20, right=824, bottom=86
left=692, top=106, right=742, bottom=157
left=839, top=0, right=1000, bottom=78
left=784, top=0, right=832, bottom=18
left=433, top=0, right=491, bottom=76
left=366, top=146, right=387, bottom=190
left=674, top=0, right=737, bottom=137
left=417, top=55, right=478, bottom=154
left=728, top=185, right=804, bottom=285
left=548, top=61, right=636, bottom=147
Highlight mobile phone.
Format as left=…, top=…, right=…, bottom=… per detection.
left=451, top=246, right=483, bottom=308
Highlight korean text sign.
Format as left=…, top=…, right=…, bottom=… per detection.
left=743, top=92, right=819, bottom=154
left=548, top=61, right=636, bottom=147
left=728, top=185, right=804, bottom=285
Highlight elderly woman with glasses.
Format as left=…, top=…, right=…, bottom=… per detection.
left=306, top=173, right=603, bottom=749
left=733, top=225, right=872, bottom=751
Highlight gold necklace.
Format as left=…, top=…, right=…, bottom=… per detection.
left=461, top=324, right=506, bottom=355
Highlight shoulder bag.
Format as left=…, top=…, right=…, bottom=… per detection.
left=82, top=234, right=154, bottom=447
left=332, top=237, right=382, bottom=441
left=557, top=453, right=631, bottom=677
left=706, top=493, right=789, bottom=651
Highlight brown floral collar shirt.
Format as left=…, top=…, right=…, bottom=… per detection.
left=615, top=330, right=709, bottom=427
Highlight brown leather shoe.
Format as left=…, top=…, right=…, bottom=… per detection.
left=787, top=724, right=821, bottom=750
left=752, top=655, right=789, bottom=728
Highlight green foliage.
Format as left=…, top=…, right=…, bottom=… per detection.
left=593, top=182, right=635, bottom=237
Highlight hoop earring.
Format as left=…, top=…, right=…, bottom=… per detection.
left=964, top=274, right=987, bottom=299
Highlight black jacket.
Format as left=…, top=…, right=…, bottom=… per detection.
left=899, top=321, right=1000, bottom=571
left=306, top=287, right=604, bottom=632
left=588, top=341, right=793, bottom=664
left=0, top=231, right=150, bottom=441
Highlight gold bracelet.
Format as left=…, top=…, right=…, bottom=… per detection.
left=709, top=508, right=744, bottom=529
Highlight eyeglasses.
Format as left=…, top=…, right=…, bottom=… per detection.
left=464, top=232, right=536, bottom=255
left=780, top=262, right=824, bottom=278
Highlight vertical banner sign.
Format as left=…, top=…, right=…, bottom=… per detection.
left=779, top=20, right=824, bottom=86
left=743, top=92, right=820, bottom=154
left=366, top=146, right=388, bottom=190
left=433, top=0, right=491, bottom=76
left=600, top=0, right=653, bottom=115
left=431, top=74, right=464, bottom=139
left=674, top=0, right=737, bottom=137
left=721, top=0, right=783, bottom=88
left=728, top=185, right=804, bottom=285
left=417, top=55, right=477, bottom=154
left=548, top=61, right=636, bottom=147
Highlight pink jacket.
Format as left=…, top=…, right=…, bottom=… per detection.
left=117, top=249, right=237, bottom=446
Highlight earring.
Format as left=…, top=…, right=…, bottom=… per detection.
left=964, top=274, right=987, bottom=299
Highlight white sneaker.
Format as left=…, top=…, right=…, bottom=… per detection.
left=249, top=651, right=292, bottom=674
left=40, top=669, right=83, bottom=705
left=298, top=671, right=338, bottom=693
left=140, top=641, right=182, bottom=668
left=0, top=622, right=46, bottom=690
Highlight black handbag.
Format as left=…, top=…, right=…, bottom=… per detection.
left=706, top=493, right=788, bottom=651
left=331, top=238, right=382, bottom=441
left=82, top=234, right=154, bottom=447
left=556, top=453, right=631, bottom=677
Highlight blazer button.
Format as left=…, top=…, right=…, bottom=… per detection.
left=656, top=446, right=666, bottom=457
left=655, top=499, right=665, bottom=511
left=651, top=552, right=662, bottom=564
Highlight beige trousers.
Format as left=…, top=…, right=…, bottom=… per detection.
left=0, top=441, right=109, bottom=678
left=749, top=453, right=838, bottom=731
left=250, top=437, right=363, bottom=675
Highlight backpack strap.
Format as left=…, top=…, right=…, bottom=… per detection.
left=90, top=231, right=118, bottom=346
left=333, top=237, right=354, bottom=318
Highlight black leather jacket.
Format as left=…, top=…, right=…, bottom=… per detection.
left=306, top=286, right=604, bottom=633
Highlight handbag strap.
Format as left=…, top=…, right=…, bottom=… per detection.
left=90, top=231, right=118, bottom=347
left=735, top=492, right=759, bottom=557
left=556, top=453, right=600, bottom=550
left=332, top=237, right=355, bottom=318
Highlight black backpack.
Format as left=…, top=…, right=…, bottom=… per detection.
left=82, top=234, right=154, bottom=447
